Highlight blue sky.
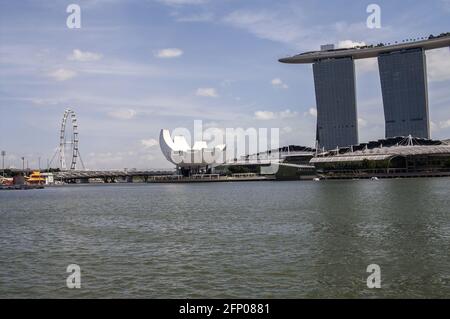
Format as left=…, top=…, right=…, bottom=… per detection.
left=1, top=0, right=449, bottom=169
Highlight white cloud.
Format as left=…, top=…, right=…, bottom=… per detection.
left=338, top=40, right=366, bottom=48
left=271, top=78, right=288, bottom=89
left=155, top=48, right=184, bottom=58
left=174, top=12, right=214, bottom=22
left=430, top=121, right=438, bottom=132
left=427, top=48, right=450, bottom=82
left=196, top=87, right=218, bottom=97
left=271, top=78, right=282, bottom=85
left=279, top=109, right=297, bottom=118
left=141, top=138, right=159, bottom=148
left=48, top=68, right=77, bottom=81
left=223, top=10, right=302, bottom=45
left=304, top=107, right=317, bottom=117
left=282, top=126, right=293, bottom=134
left=108, top=108, right=137, bottom=120
left=68, top=49, right=103, bottom=62
left=254, top=111, right=276, bottom=120
left=255, top=109, right=298, bottom=120
left=439, top=119, right=450, bottom=129
left=223, top=7, right=396, bottom=52
left=355, top=57, right=378, bottom=74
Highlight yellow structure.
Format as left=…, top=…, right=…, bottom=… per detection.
left=27, top=171, right=45, bottom=185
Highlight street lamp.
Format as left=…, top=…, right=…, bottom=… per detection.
left=1, top=150, right=5, bottom=177
left=21, top=157, right=25, bottom=175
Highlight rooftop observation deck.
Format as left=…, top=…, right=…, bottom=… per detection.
left=279, top=33, right=450, bottom=64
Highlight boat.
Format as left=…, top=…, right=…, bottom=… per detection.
left=0, top=176, right=13, bottom=186
left=27, top=171, right=46, bottom=185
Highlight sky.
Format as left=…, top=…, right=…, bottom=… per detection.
left=0, top=0, right=449, bottom=169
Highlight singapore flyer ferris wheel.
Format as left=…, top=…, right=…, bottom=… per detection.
left=50, top=109, right=85, bottom=170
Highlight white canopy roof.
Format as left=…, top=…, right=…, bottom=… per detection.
left=310, top=144, right=450, bottom=164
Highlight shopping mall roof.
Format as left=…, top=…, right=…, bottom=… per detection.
left=310, top=137, right=450, bottom=164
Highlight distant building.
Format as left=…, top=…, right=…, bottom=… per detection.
left=378, top=48, right=430, bottom=138
left=40, top=172, right=54, bottom=185
left=310, top=136, right=450, bottom=178
left=320, top=44, right=335, bottom=51
left=159, top=129, right=226, bottom=176
left=13, top=175, right=25, bottom=185
left=313, top=57, right=358, bottom=150
left=279, top=34, right=450, bottom=149
left=217, top=145, right=316, bottom=180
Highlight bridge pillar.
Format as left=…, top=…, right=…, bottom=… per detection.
left=102, top=177, right=115, bottom=183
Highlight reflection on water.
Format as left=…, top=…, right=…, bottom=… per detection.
left=0, top=178, right=449, bottom=298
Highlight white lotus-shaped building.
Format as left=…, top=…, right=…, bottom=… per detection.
left=159, top=129, right=226, bottom=171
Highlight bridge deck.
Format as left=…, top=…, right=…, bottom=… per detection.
left=54, top=170, right=175, bottom=179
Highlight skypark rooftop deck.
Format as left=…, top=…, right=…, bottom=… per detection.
left=279, top=33, right=450, bottom=64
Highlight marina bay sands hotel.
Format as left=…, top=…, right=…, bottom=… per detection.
left=279, top=33, right=450, bottom=150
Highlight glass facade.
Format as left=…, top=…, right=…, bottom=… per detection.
left=378, top=48, right=430, bottom=139
left=313, top=58, right=359, bottom=150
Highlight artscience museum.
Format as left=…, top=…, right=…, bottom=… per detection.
left=159, top=129, right=226, bottom=176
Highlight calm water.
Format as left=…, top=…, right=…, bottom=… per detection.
left=0, top=179, right=449, bottom=298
